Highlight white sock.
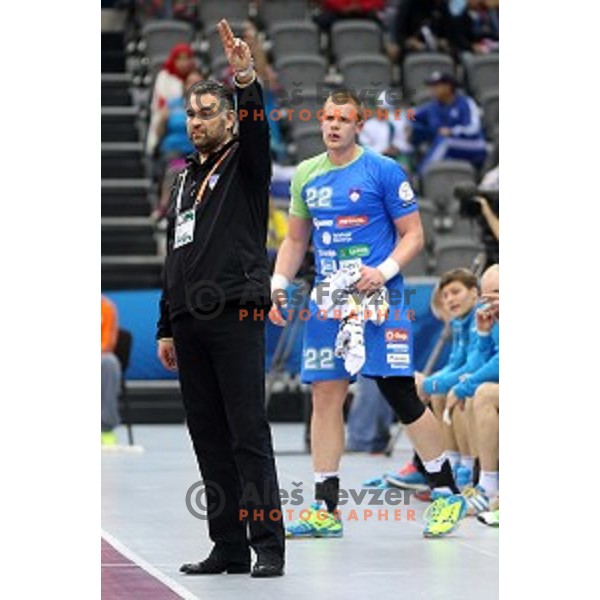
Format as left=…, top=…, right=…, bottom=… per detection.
left=423, top=453, right=446, bottom=473
left=445, top=451, right=460, bottom=469
left=478, top=471, right=499, bottom=497
left=461, top=456, right=475, bottom=471
left=314, top=471, right=339, bottom=484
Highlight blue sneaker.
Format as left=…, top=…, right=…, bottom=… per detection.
left=362, top=475, right=384, bottom=487
left=285, top=502, right=344, bottom=538
left=384, top=461, right=429, bottom=491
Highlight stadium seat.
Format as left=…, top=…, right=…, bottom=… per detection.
left=402, top=248, right=431, bottom=277
left=276, top=55, right=328, bottom=97
left=270, top=21, right=321, bottom=57
left=199, top=0, right=249, bottom=29
left=285, top=93, right=327, bottom=134
left=292, top=127, right=326, bottom=162
left=463, top=54, right=498, bottom=101
left=101, top=217, right=157, bottom=256
left=480, top=90, right=499, bottom=140
left=402, top=53, right=455, bottom=103
left=338, top=54, right=392, bottom=96
left=261, top=0, right=309, bottom=27
left=331, top=20, right=382, bottom=60
left=421, top=160, right=477, bottom=211
left=141, top=20, right=194, bottom=61
left=102, top=142, right=145, bottom=179
left=432, top=237, right=485, bottom=275
left=102, top=179, right=153, bottom=218
left=102, top=107, right=139, bottom=143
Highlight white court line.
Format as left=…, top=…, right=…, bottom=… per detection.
left=101, top=529, right=199, bottom=600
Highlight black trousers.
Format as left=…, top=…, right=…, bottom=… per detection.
left=172, top=307, right=285, bottom=561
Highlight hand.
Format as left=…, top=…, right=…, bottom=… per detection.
left=158, top=339, right=178, bottom=371
left=217, top=19, right=253, bottom=74
left=269, top=304, right=287, bottom=327
left=446, top=389, right=464, bottom=413
left=476, top=306, right=495, bottom=333
left=355, top=265, right=385, bottom=294
left=438, top=127, right=452, bottom=137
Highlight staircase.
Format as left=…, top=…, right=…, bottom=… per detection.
left=101, top=30, right=163, bottom=290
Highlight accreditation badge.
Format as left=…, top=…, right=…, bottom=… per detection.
left=174, top=208, right=195, bottom=249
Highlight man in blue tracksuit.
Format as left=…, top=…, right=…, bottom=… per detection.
left=410, top=71, right=487, bottom=174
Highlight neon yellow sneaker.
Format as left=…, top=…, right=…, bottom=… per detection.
left=423, top=495, right=467, bottom=537
left=285, top=502, right=343, bottom=538
left=101, top=431, right=118, bottom=446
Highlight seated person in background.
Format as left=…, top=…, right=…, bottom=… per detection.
left=315, top=0, right=385, bottom=31
left=387, top=0, right=451, bottom=62
left=151, top=70, right=204, bottom=221
left=146, top=43, right=198, bottom=157
left=101, top=296, right=121, bottom=446
left=446, top=264, right=499, bottom=518
left=358, top=90, right=414, bottom=173
left=386, top=268, right=482, bottom=492
left=447, top=0, right=499, bottom=56
left=409, top=71, right=487, bottom=174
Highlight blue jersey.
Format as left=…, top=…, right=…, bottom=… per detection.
left=290, top=146, right=419, bottom=291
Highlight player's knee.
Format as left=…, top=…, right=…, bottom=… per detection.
left=375, top=376, right=425, bottom=425
left=473, top=382, right=499, bottom=409
left=312, top=381, right=346, bottom=414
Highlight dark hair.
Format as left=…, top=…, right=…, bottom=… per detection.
left=186, top=79, right=235, bottom=113
left=324, top=89, right=365, bottom=122
left=439, top=268, right=479, bottom=292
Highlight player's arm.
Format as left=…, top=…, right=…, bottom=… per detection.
left=273, top=216, right=313, bottom=286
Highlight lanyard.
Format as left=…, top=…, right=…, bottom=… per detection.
left=196, top=146, right=234, bottom=204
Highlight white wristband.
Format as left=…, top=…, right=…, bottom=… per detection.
left=271, top=273, right=289, bottom=294
left=376, top=257, right=400, bottom=282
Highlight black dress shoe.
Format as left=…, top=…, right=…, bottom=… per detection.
left=180, top=550, right=250, bottom=575
left=251, top=556, right=285, bottom=578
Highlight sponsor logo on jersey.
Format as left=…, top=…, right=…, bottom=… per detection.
left=317, top=249, right=337, bottom=258
left=385, top=328, right=409, bottom=342
left=348, top=188, right=361, bottom=202
left=386, top=343, right=409, bottom=352
left=387, top=353, right=411, bottom=364
left=336, top=215, right=369, bottom=228
left=337, top=244, right=370, bottom=259
left=320, top=258, right=337, bottom=275
left=332, top=231, right=354, bottom=243
left=322, top=231, right=332, bottom=245
left=398, top=181, right=415, bottom=202
left=313, top=218, right=334, bottom=230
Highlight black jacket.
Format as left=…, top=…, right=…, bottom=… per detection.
left=157, top=79, right=272, bottom=339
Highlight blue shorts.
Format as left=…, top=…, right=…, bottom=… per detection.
left=300, top=299, right=415, bottom=383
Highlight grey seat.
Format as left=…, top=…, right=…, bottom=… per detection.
left=270, top=21, right=320, bottom=57
left=262, top=0, right=309, bottom=26
left=199, top=0, right=249, bottom=28
left=287, top=93, right=327, bottom=135
left=480, top=90, right=499, bottom=140
left=331, top=20, right=382, bottom=60
left=402, top=248, right=431, bottom=277
left=433, top=237, right=485, bottom=275
left=292, top=127, right=326, bottom=162
left=338, top=54, right=392, bottom=97
left=402, top=53, right=455, bottom=103
left=421, top=160, right=477, bottom=212
left=205, top=21, right=246, bottom=61
left=141, top=21, right=194, bottom=61
left=276, top=55, right=328, bottom=98
left=463, top=54, right=498, bottom=101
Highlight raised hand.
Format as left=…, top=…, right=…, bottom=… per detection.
left=217, top=19, right=252, bottom=74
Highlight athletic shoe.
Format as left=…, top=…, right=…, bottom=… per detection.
left=430, top=488, right=453, bottom=501
left=101, top=431, right=117, bottom=446
left=423, top=495, right=467, bottom=537
left=477, top=509, right=499, bottom=527
left=414, top=489, right=432, bottom=502
left=285, top=502, right=343, bottom=538
left=384, top=461, right=429, bottom=491
left=461, top=485, right=490, bottom=516
left=455, top=466, right=473, bottom=489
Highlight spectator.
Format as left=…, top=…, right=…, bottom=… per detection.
left=315, top=0, right=385, bottom=32
left=410, top=71, right=487, bottom=173
left=448, top=0, right=499, bottom=56
left=447, top=264, right=499, bottom=521
left=146, top=43, right=198, bottom=156
left=101, top=296, right=121, bottom=446
left=387, top=0, right=451, bottom=62
left=359, top=91, right=414, bottom=172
